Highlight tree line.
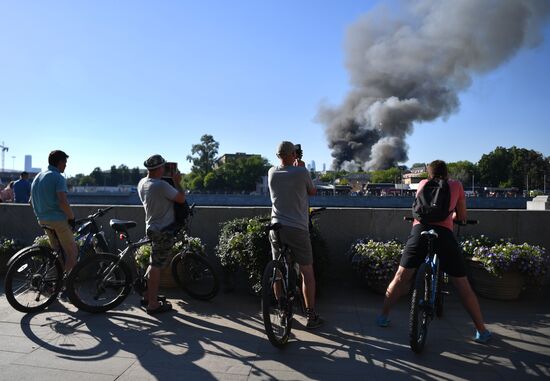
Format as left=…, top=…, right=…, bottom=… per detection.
left=67, top=136, right=550, bottom=193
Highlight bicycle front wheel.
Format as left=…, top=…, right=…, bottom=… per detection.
left=409, top=262, right=431, bottom=353
left=261, top=260, right=292, bottom=347
left=4, top=247, right=63, bottom=313
left=171, top=252, right=219, bottom=301
left=66, top=253, right=132, bottom=313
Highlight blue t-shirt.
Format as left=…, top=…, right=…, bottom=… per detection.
left=31, top=165, right=68, bottom=221
left=13, top=178, right=31, bottom=203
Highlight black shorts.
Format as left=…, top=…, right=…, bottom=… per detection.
left=400, top=224, right=467, bottom=277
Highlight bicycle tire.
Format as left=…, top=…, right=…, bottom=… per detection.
left=4, top=247, right=63, bottom=313
left=409, top=262, right=431, bottom=353
left=435, top=272, right=445, bottom=318
left=171, top=252, right=219, bottom=301
left=66, top=253, right=132, bottom=313
left=261, top=260, right=292, bottom=347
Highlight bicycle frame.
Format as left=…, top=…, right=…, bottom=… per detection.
left=423, top=235, right=440, bottom=314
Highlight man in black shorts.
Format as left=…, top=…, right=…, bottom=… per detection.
left=376, top=160, right=492, bottom=343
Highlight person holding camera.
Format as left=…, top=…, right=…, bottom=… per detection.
left=268, top=141, right=322, bottom=329
left=30, top=150, right=78, bottom=272
left=138, top=154, right=186, bottom=314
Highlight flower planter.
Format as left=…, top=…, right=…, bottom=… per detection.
left=466, top=258, right=525, bottom=300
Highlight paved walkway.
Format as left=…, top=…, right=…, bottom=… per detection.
left=0, top=278, right=549, bottom=381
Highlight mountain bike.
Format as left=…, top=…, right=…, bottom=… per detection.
left=405, top=217, right=478, bottom=353
left=66, top=204, right=219, bottom=313
left=4, top=207, right=114, bottom=313
left=261, top=207, right=325, bottom=347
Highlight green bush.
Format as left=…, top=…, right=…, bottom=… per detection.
left=0, top=237, right=23, bottom=257
left=215, top=215, right=329, bottom=294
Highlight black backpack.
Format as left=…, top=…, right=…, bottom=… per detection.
left=412, top=179, right=452, bottom=223
left=174, top=200, right=191, bottom=225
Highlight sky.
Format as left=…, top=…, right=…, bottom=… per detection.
left=1, top=0, right=549, bottom=177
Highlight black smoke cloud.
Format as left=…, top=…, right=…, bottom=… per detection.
left=318, top=0, right=550, bottom=170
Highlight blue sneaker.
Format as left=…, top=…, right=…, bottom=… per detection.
left=376, top=315, right=390, bottom=327
left=474, top=330, right=492, bottom=343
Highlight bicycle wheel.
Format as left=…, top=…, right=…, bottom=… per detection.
left=171, top=252, right=219, bottom=301
left=409, top=262, right=431, bottom=353
left=66, top=253, right=132, bottom=313
left=4, top=248, right=63, bottom=313
left=261, top=260, right=292, bottom=347
left=435, top=272, right=445, bottom=318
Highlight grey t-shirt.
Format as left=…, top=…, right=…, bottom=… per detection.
left=268, top=165, right=315, bottom=231
left=138, top=177, right=179, bottom=232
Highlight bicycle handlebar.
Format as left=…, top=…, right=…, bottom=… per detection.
left=75, top=206, right=114, bottom=225
left=309, top=207, right=326, bottom=216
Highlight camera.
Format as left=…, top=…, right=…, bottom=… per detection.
left=161, top=162, right=178, bottom=186
left=295, top=144, right=303, bottom=160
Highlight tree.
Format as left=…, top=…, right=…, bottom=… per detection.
left=208, top=156, right=270, bottom=192
left=118, top=164, right=130, bottom=185
left=478, top=146, right=550, bottom=190
left=187, top=134, right=219, bottom=176
left=90, top=167, right=106, bottom=186
left=370, top=167, right=401, bottom=183
left=79, top=175, right=96, bottom=186
left=447, top=161, right=477, bottom=188
left=109, top=165, right=120, bottom=186
left=130, top=167, right=142, bottom=184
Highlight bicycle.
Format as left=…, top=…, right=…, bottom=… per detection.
left=4, top=207, right=114, bottom=313
left=405, top=216, right=478, bottom=353
left=66, top=204, right=220, bottom=313
left=261, top=207, right=325, bottom=347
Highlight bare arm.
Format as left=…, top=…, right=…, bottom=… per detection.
left=57, top=192, right=75, bottom=220
left=453, top=197, right=467, bottom=222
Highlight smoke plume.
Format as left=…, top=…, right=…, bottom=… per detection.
left=318, top=0, right=550, bottom=170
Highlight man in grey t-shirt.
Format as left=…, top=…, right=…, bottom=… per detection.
left=268, top=141, right=322, bottom=329
left=138, top=154, right=186, bottom=314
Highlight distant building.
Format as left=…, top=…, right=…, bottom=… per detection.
left=402, top=164, right=427, bottom=185
left=24, top=155, right=41, bottom=173
left=311, top=160, right=316, bottom=171
left=322, top=163, right=326, bottom=172
left=215, top=152, right=261, bottom=168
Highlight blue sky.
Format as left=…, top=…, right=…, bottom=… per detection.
left=1, top=0, right=549, bottom=177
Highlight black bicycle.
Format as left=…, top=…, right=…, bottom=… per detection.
left=66, top=205, right=219, bottom=313
left=4, top=207, right=114, bottom=313
left=261, top=207, right=325, bottom=347
left=405, top=217, right=478, bottom=353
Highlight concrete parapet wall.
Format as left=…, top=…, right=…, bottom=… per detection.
left=1, top=204, right=549, bottom=278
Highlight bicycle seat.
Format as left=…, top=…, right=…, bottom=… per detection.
left=421, top=229, right=439, bottom=239
left=109, top=219, right=137, bottom=233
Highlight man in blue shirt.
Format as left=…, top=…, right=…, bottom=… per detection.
left=13, top=172, right=31, bottom=203
left=30, top=150, right=77, bottom=272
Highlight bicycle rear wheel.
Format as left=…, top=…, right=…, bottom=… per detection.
left=409, top=262, right=431, bottom=353
left=4, top=248, right=63, bottom=313
left=261, top=260, right=292, bottom=347
left=66, top=253, right=132, bottom=313
left=171, top=252, right=219, bottom=301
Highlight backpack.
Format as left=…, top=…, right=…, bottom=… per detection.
left=412, top=179, right=451, bottom=223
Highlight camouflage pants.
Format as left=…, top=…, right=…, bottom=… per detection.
left=146, top=229, right=174, bottom=268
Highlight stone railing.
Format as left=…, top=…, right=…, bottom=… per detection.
left=1, top=204, right=549, bottom=278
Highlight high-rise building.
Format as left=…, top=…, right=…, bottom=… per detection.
left=24, top=155, right=41, bottom=173
left=310, top=160, right=316, bottom=171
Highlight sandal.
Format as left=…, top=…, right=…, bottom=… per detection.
left=140, top=295, right=167, bottom=307
left=146, top=300, right=173, bottom=315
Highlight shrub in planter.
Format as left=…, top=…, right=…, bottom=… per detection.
left=215, top=215, right=329, bottom=295
left=465, top=240, right=549, bottom=300
left=135, top=234, right=207, bottom=289
left=349, top=239, right=403, bottom=294
left=0, top=237, right=24, bottom=273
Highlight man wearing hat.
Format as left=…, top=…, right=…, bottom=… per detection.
left=268, top=141, right=322, bottom=329
left=138, top=154, right=186, bottom=314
